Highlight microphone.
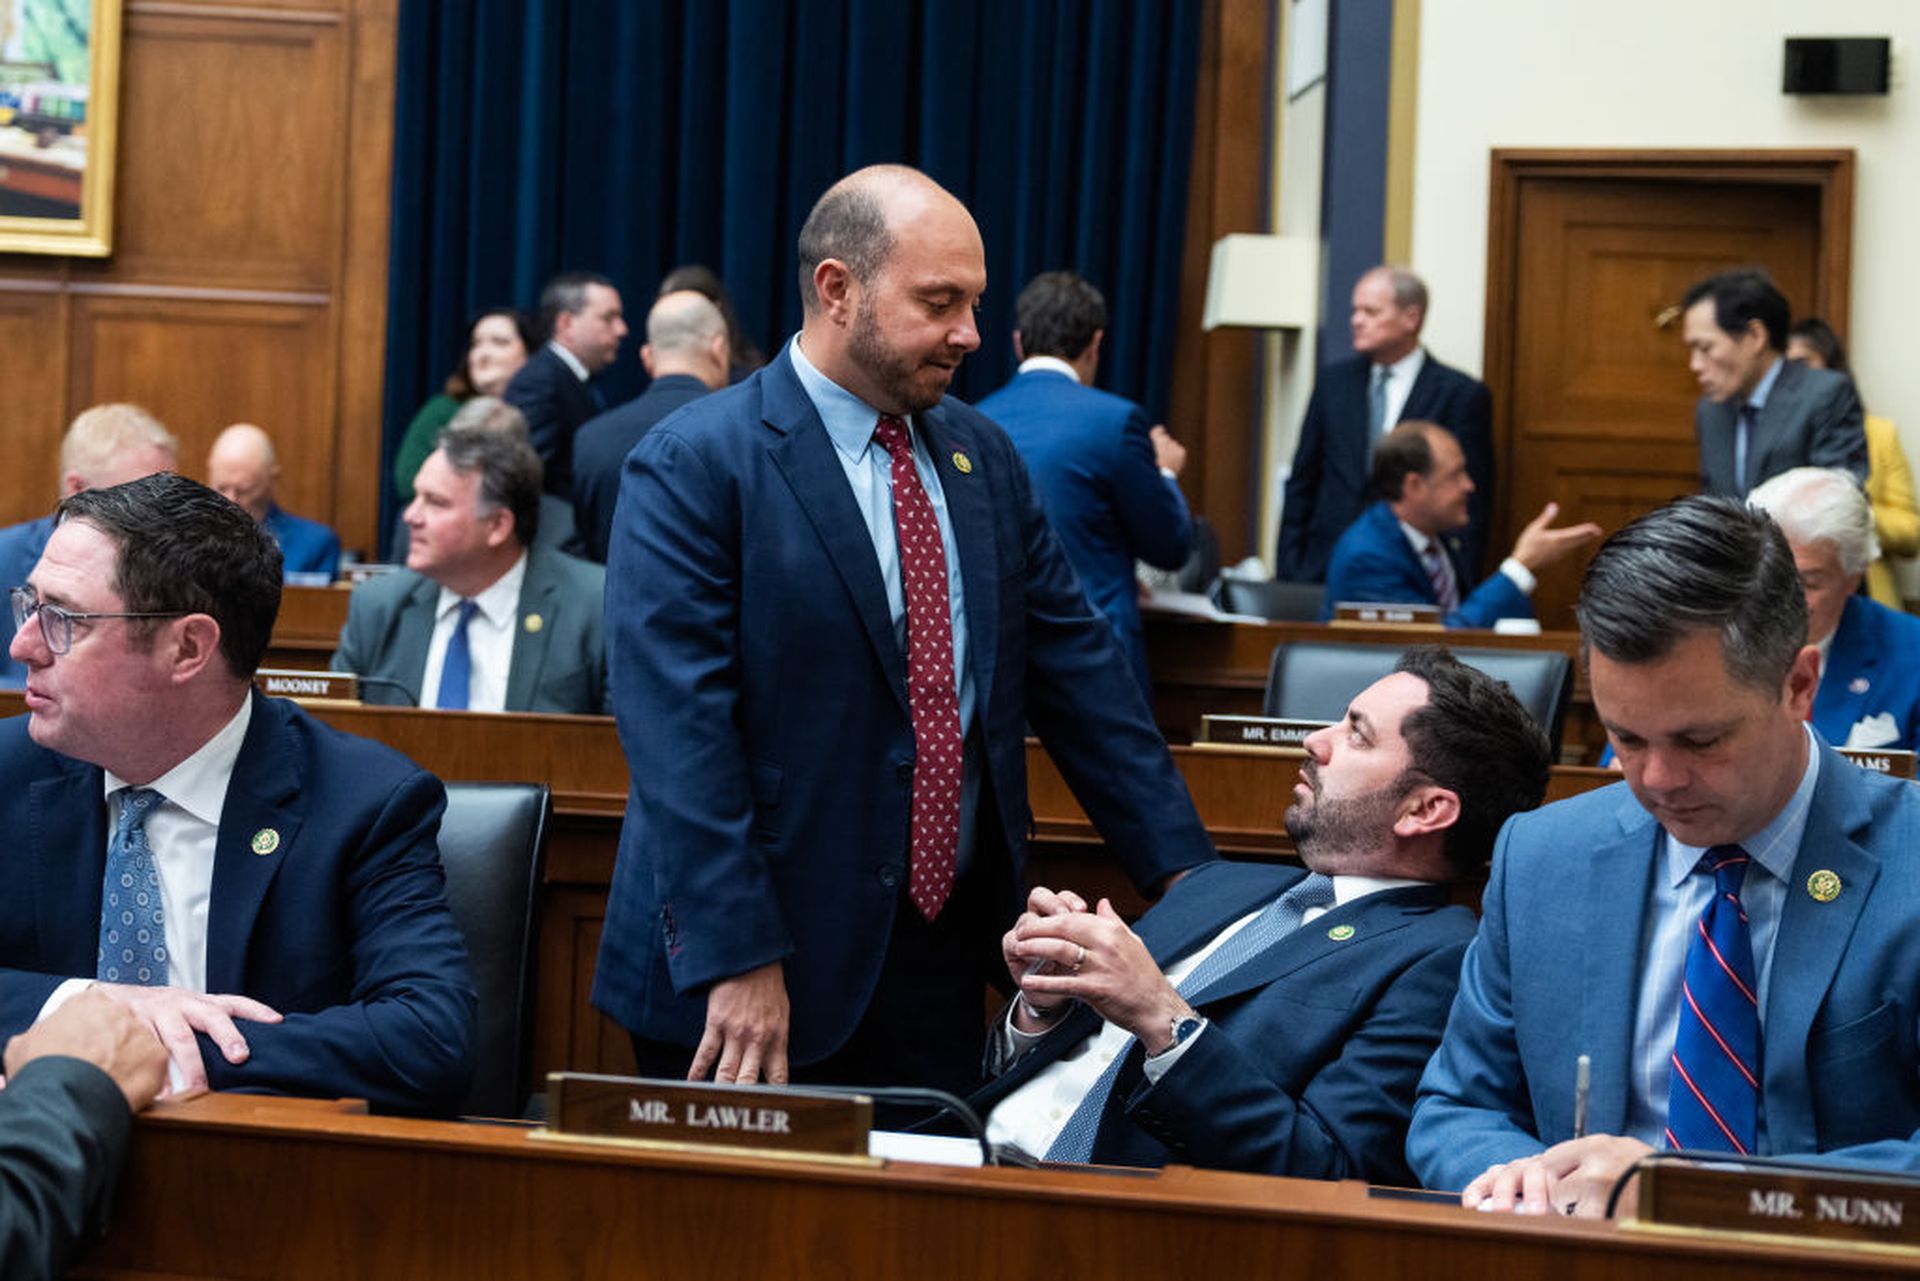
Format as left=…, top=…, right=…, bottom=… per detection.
left=800, top=1084, right=998, bottom=1167
left=354, top=675, right=419, bottom=707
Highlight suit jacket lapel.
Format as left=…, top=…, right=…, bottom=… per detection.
left=762, top=358, right=909, bottom=716
left=30, top=762, right=107, bottom=977
left=393, top=576, right=440, bottom=705
left=1578, top=792, right=1662, bottom=1136
left=916, top=405, right=999, bottom=704
left=503, top=552, right=554, bottom=710
left=204, top=695, right=303, bottom=993
left=1182, top=884, right=1449, bottom=1008
left=1751, top=361, right=1803, bottom=478
left=1400, top=352, right=1441, bottom=421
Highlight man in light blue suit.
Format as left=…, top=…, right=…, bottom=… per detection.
left=1410, top=496, right=1920, bottom=1217
left=1320, top=422, right=1597, bottom=627
left=592, top=167, right=1215, bottom=1098
left=1747, top=466, right=1920, bottom=752
left=975, top=271, right=1190, bottom=695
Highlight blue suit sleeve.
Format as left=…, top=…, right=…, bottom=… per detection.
left=1408, top=819, right=1548, bottom=1191
left=1447, top=571, right=1532, bottom=630
left=1109, top=408, right=1190, bottom=570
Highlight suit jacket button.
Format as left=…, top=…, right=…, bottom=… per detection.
left=877, top=865, right=900, bottom=888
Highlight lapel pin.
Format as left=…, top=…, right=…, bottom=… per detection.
left=1326, top=923, right=1356, bottom=942
left=524, top=613, right=544, bottom=634
left=951, top=451, right=973, bottom=475
left=250, top=828, right=280, bottom=857
left=1850, top=677, right=1870, bottom=695
left=1806, top=869, right=1842, bottom=903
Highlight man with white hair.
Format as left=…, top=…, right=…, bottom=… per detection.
left=1747, top=466, right=1920, bottom=750
left=570, top=289, right=730, bottom=562
left=0, top=404, right=179, bottom=687
left=206, top=423, right=342, bottom=581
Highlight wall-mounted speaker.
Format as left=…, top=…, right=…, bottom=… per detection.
left=1783, top=37, right=1891, bottom=95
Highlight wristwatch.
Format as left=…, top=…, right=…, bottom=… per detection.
left=1163, top=1013, right=1205, bottom=1054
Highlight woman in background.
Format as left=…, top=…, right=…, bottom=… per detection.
left=392, top=307, right=534, bottom=501
left=1787, top=317, right=1918, bottom=609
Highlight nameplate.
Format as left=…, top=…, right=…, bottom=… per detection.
left=1633, top=1158, right=1920, bottom=1255
left=1198, top=715, right=1328, bottom=748
left=1838, top=748, right=1918, bottom=779
left=539, top=1072, right=872, bottom=1161
left=1331, top=601, right=1444, bottom=628
left=343, top=562, right=404, bottom=584
left=254, top=669, right=359, bottom=702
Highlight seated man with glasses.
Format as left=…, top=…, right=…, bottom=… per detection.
left=0, top=474, right=475, bottom=1114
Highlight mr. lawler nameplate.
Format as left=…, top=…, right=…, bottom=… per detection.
left=1634, top=1157, right=1920, bottom=1254
left=542, top=1072, right=872, bottom=1157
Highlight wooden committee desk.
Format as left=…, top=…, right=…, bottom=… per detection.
left=74, top=1093, right=1911, bottom=1279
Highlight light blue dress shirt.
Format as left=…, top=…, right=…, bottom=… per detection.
left=1623, top=724, right=1819, bottom=1148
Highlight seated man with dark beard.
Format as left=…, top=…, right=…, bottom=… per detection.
left=971, top=647, right=1551, bottom=1181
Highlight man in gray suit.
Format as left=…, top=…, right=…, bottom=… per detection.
left=1682, top=269, right=1864, bottom=497
left=333, top=418, right=608, bottom=713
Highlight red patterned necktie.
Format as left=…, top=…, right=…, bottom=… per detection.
left=872, top=414, right=963, bottom=920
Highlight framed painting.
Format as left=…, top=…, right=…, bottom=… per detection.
left=0, top=0, right=122, bottom=255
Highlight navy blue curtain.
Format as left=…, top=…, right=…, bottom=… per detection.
left=381, top=0, right=1203, bottom=535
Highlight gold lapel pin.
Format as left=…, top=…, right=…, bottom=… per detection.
left=251, top=828, right=280, bottom=857
left=1806, top=869, right=1842, bottom=903
left=523, top=613, right=544, bottom=634
left=951, top=451, right=973, bottom=475
left=1326, top=923, right=1356, bottom=942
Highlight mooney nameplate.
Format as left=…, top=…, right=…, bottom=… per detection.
left=1198, top=715, right=1329, bottom=748
left=1635, top=1159, right=1920, bottom=1254
left=541, top=1072, right=871, bottom=1158
left=1837, top=748, right=1918, bottom=780
left=254, top=669, right=360, bottom=702
left=1331, top=602, right=1443, bottom=628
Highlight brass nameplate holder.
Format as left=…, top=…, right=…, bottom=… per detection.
left=254, top=669, right=360, bottom=703
left=1630, top=1158, right=1920, bottom=1257
left=1198, top=715, right=1329, bottom=749
left=1331, top=601, right=1444, bottom=628
left=1837, top=748, right=1918, bottom=780
left=532, top=1072, right=876, bottom=1165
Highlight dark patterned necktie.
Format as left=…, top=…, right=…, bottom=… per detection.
left=1666, top=845, right=1760, bottom=1153
left=872, top=415, right=963, bottom=920
left=1420, top=542, right=1460, bottom=612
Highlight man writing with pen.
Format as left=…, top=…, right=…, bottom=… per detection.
left=1410, top=496, right=1920, bottom=1215
left=970, top=647, right=1551, bottom=1180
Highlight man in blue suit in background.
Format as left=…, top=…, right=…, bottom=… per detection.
left=977, top=648, right=1549, bottom=1181
left=1747, top=466, right=1920, bottom=751
left=592, top=166, right=1216, bottom=1098
left=0, top=474, right=474, bottom=1114
left=976, top=271, right=1191, bottom=697
left=207, top=423, right=342, bottom=581
left=1410, top=496, right=1920, bottom=1216
left=1321, top=422, right=1597, bottom=627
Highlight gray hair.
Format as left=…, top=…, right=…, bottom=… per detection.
left=1746, top=467, right=1878, bottom=577
left=1371, top=264, right=1429, bottom=314
left=445, top=395, right=532, bottom=442
left=61, top=403, right=180, bottom=482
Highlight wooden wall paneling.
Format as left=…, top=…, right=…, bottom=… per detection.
left=0, top=285, right=70, bottom=517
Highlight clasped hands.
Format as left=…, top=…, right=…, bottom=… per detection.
left=1001, top=885, right=1191, bottom=1053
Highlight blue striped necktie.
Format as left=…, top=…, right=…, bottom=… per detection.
left=1666, top=844, right=1760, bottom=1153
left=436, top=599, right=479, bottom=710
left=1045, top=874, right=1338, bottom=1163
left=98, top=787, right=168, bottom=985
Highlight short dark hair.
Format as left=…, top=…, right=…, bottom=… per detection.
left=1788, top=316, right=1849, bottom=375
left=435, top=420, right=544, bottom=547
left=1576, top=494, right=1806, bottom=692
left=57, top=473, right=282, bottom=678
left=1370, top=421, right=1443, bottom=502
left=1682, top=269, right=1791, bottom=352
left=445, top=307, right=535, bottom=400
left=796, top=183, right=893, bottom=315
left=1014, top=271, right=1107, bottom=361
left=1392, top=645, right=1553, bottom=877
left=536, top=271, right=613, bottom=342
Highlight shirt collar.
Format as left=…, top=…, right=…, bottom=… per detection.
left=1397, top=516, right=1438, bottom=555
left=547, top=340, right=590, bottom=383
left=104, top=696, right=253, bottom=828
left=436, top=550, right=529, bottom=628
left=1016, top=355, right=1081, bottom=382
left=788, top=334, right=901, bottom=465
left=1747, top=356, right=1785, bottom=411
left=1374, top=345, right=1426, bottom=382
left=1331, top=873, right=1431, bottom=905
left=1666, top=722, right=1820, bottom=888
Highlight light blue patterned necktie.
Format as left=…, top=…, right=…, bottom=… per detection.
left=98, top=787, right=168, bottom=985
left=1045, top=873, right=1339, bottom=1163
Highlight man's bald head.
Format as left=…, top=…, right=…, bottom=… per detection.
left=796, top=165, right=973, bottom=315
left=642, top=290, right=731, bottom=389
left=206, top=423, right=280, bottom=523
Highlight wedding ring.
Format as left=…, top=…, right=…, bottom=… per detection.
left=1073, top=944, right=1087, bottom=972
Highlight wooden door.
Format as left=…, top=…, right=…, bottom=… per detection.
left=1484, top=151, right=1853, bottom=628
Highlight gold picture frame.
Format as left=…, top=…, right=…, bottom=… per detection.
left=0, top=0, right=123, bottom=256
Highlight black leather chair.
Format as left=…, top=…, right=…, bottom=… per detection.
left=1214, top=577, right=1325, bottom=622
left=437, top=782, right=550, bottom=1119
left=1263, top=641, right=1573, bottom=753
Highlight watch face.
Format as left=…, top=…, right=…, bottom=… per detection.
left=1174, top=1016, right=1203, bottom=1044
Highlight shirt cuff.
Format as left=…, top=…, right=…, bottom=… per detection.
left=1158, top=467, right=1178, bottom=482
left=36, top=978, right=92, bottom=1024
left=995, top=1000, right=1061, bottom=1068
left=1499, top=557, right=1537, bottom=596
left=1141, top=1019, right=1207, bottom=1084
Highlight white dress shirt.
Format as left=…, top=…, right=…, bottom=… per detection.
left=1016, top=354, right=1080, bottom=381
left=419, top=552, right=528, bottom=712
left=1374, top=346, right=1427, bottom=435
left=548, top=340, right=590, bottom=383
left=985, top=875, right=1425, bottom=1158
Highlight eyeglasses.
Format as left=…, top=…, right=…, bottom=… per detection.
left=9, top=586, right=189, bottom=657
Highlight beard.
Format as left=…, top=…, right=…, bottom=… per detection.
left=847, top=297, right=957, bottom=414
left=1284, top=761, right=1413, bottom=863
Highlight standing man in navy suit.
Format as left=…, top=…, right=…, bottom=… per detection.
left=0, top=474, right=475, bottom=1113
left=978, top=648, right=1550, bottom=1180
left=1277, top=267, right=1494, bottom=582
left=1682, top=269, right=1864, bottom=497
left=592, top=166, right=1216, bottom=1097
left=504, top=270, right=629, bottom=499
left=1320, top=423, right=1598, bottom=627
left=976, top=271, right=1191, bottom=697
